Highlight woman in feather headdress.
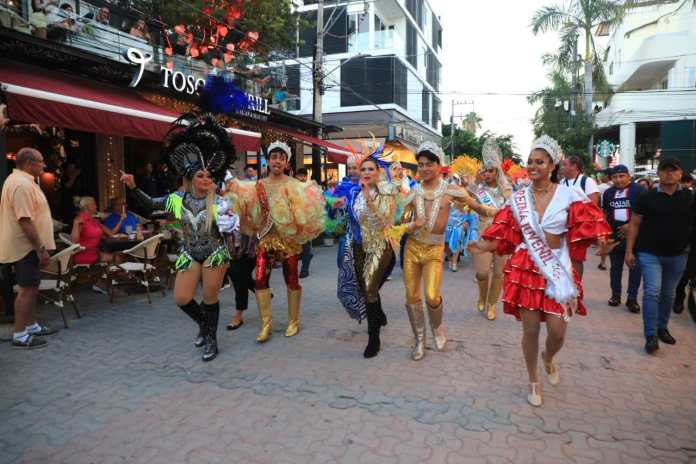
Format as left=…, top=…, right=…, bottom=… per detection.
left=120, top=113, right=239, bottom=362
left=337, top=140, right=397, bottom=358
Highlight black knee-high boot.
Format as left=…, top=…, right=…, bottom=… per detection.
left=377, top=295, right=387, bottom=327
left=179, top=300, right=205, bottom=347
left=364, top=301, right=381, bottom=358
left=201, top=302, right=220, bottom=362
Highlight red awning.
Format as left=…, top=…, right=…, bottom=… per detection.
left=0, top=62, right=261, bottom=151
left=280, top=129, right=353, bottom=163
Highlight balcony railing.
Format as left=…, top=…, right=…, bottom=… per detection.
left=348, top=29, right=404, bottom=56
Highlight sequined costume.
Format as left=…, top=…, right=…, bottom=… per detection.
left=129, top=189, right=232, bottom=271
left=445, top=207, right=478, bottom=256
left=227, top=171, right=325, bottom=343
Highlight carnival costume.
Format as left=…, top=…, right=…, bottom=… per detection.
left=227, top=141, right=325, bottom=343
left=128, top=113, right=238, bottom=362
left=401, top=142, right=470, bottom=360
left=336, top=146, right=396, bottom=358
left=480, top=135, right=611, bottom=322
left=445, top=207, right=478, bottom=262
left=326, top=158, right=360, bottom=268
left=472, top=139, right=513, bottom=321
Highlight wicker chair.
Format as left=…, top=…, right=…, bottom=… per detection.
left=107, top=234, right=165, bottom=304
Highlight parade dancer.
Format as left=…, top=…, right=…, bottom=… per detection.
left=399, top=142, right=470, bottom=361
left=339, top=151, right=397, bottom=358
left=445, top=203, right=477, bottom=272
left=468, top=135, right=611, bottom=407
left=326, top=153, right=361, bottom=267
left=121, top=113, right=238, bottom=362
left=471, top=139, right=512, bottom=321
left=227, top=141, right=325, bottom=343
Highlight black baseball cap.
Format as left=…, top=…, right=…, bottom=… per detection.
left=657, top=157, right=682, bottom=171
left=610, top=164, right=629, bottom=175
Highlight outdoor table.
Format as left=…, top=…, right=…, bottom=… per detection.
left=101, top=232, right=153, bottom=253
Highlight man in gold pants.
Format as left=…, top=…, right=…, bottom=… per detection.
left=470, top=139, right=512, bottom=321
left=400, top=142, right=470, bottom=361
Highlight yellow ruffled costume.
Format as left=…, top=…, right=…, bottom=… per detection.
left=226, top=177, right=326, bottom=257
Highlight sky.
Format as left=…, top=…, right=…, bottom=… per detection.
left=435, top=0, right=561, bottom=159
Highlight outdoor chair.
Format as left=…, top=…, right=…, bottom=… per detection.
left=59, top=232, right=108, bottom=284
left=107, top=234, right=165, bottom=304
left=16, top=243, right=85, bottom=328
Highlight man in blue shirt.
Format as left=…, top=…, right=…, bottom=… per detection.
left=602, top=165, right=645, bottom=313
left=103, top=197, right=139, bottom=234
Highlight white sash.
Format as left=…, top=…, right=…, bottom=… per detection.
left=509, top=187, right=577, bottom=312
left=476, top=185, right=500, bottom=209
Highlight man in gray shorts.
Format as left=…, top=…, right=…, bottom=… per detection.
left=0, top=148, right=57, bottom=349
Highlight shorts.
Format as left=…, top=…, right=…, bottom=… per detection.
left=10, top=251, right=41, bottom=288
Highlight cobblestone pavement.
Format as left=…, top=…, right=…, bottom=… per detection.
left=1, top=246, right=695, bottom=464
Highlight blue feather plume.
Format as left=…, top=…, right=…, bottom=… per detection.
left=201, top=74, right=251, bottom=114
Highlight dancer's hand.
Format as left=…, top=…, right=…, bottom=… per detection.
left=119, top=170, right=136, bottom=189
left=625, top=251, right=636, bottom=268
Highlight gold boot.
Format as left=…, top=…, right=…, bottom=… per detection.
left=255, top=289, right=273, bottom=343
left=476, top=274, right=489, bottom=312
left=285, top=288, right=301, bottom=337
left=487, top=277, right=503, bottom=321
left=405, top=303, right=426, bottom=361
left=426, top=299, right=447, bottom=351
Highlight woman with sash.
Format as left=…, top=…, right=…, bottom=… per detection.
left=471, top=139, right=512, bottom=321
left=467, top=135, right=611, bottom=407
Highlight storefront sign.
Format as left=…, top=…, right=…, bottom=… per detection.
left=125, top=48, right=270, bottom=114
left=596, top=140, right=615, bottom=159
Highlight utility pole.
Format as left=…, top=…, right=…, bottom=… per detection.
left=449, top=100, right=474, bottom=164
left=311, top=0, right=324, bottom=183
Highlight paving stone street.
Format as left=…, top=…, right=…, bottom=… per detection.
left=1, top=245, right=695, bottom=464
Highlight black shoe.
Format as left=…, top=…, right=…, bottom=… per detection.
left=608, top=296, right=620, bottom=307
left=598, top=264, right=607, bottom=270
left=363, top=301, right=381, bottom=358
left=626, top=300, right=640, bottom=313
left=12, top=335, right=48, bottom=350
left=179, top=300, right=205, bottom=347
left=657, top=328, right=676, bottom=345
left=673, top=300, right=685, bottom=314
left=202, top=335, right=218, bottom=362
left=299, top=270, right=309, bottom=279
left=645, top=336, right=659, bottom=354
left=28, top=325, right=58, bottom=337
left=226, top=320, right=244, bottom=331
left=376, top=296, right=387, bottom=327
left=363, top=334, right=380, bottom=358
left=194, top=332, right=205, bottom=348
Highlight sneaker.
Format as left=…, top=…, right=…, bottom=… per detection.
left=645, top=336, right=659, bottom=354
left=657, top=328, right=676, bottom=345
left=91, top=285, right=108, bottom=295
left=626, top=300, right=640, bottom=313
left=12, top=335, right=48, bottom=350
left=608, top=296, right=620, bottom=307
left=27, top=325, right=58, bottom=337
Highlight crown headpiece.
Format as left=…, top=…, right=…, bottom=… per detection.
left=267, top=140, right=292, bottom=158
left=530, top=134, right=562, bottom=164
left=416, top=141, right=444, bottom=164
left=482, top=138, right=502, bottom=169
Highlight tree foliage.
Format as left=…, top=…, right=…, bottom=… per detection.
left=442, top=124, right=522, bottom=164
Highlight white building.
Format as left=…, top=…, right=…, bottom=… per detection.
left=283, top=0, right=443, bottom=159
left=596, top=0, right=696, bottom=174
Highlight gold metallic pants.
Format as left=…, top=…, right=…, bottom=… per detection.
left=473, top=251, right=506, bottom=279
left=353, top=242, right=394, bottom=304
left=403, top=237, right=444, bottom=307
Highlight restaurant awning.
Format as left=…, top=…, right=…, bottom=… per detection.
left=0, top=62, right=261, bottom=151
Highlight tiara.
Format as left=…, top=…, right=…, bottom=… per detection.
left=267, top=141, right=291, bottom=157
left=416, top=141, right=444, bottom=163
left=530, top=135, right=562, bottom=164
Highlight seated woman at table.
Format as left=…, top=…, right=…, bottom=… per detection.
left=71, top=196, right=123, bottom=266
left=103, top=197, right=140, bottom=234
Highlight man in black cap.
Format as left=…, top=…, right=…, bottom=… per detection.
left=602, top=165, right=645, bottom=313
left=625, top=157, right=695, bottom=354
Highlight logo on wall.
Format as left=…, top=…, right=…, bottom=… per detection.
left=125, top=48, right=153, bottom=88
left=596, top=140, right=616, bottom=159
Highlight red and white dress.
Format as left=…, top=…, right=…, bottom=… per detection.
left=481, top=185, right=611, bottom=322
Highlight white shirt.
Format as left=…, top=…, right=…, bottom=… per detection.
left=562, top=175, right=599, bottom=197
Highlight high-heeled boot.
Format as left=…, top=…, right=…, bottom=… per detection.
left=377, top=295, right=387, bottom=327
left=201, top=302, right=219, bottom=362
left=363, top=301, right=381, bottom=358
left=405, top=302, right=426, bottom=361
left=178, top=300, right=205, bottom=347
left=427, top=298, right=447, bottom=351
left=487, top=277, right=503, bottom=321
left=255, top=289, right=273, bottom=342
left=285, top=288, right=301, bottom=337
left=476, top=274, right=489, bottom=313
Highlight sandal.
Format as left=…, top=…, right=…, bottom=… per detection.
left=527, top=382, right=542, bottom=407
left=541, top=351, right=560, bottom=386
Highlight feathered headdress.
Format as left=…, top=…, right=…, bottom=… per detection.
left=450, top=155, right=481, bottom=185
left=530, top=134, right=562, bottom=164
left=164, top=113, right=236, bottom=183
left=344, top=135, right=392, bottom=177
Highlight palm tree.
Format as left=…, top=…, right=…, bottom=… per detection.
left=462, top=111, right=482, bottom=135
left=531, top=0, right=630, bottom=118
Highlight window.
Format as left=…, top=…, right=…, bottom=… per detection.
left=340, top=55, right=407, bottom=110
left=432, top=97, right=440, bottom=129
left=422, top=89, right=430, bottom=124
left=406, top=22, right=417, bottom=68
left=685, top=67, right=696, bottom=88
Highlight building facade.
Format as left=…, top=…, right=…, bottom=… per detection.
left=286, top=0, right=443, bottom=156
left=596, top=0, right=696, bottom=175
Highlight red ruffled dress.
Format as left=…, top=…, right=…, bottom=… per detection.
left=481, top=186, right=611, bottom=322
